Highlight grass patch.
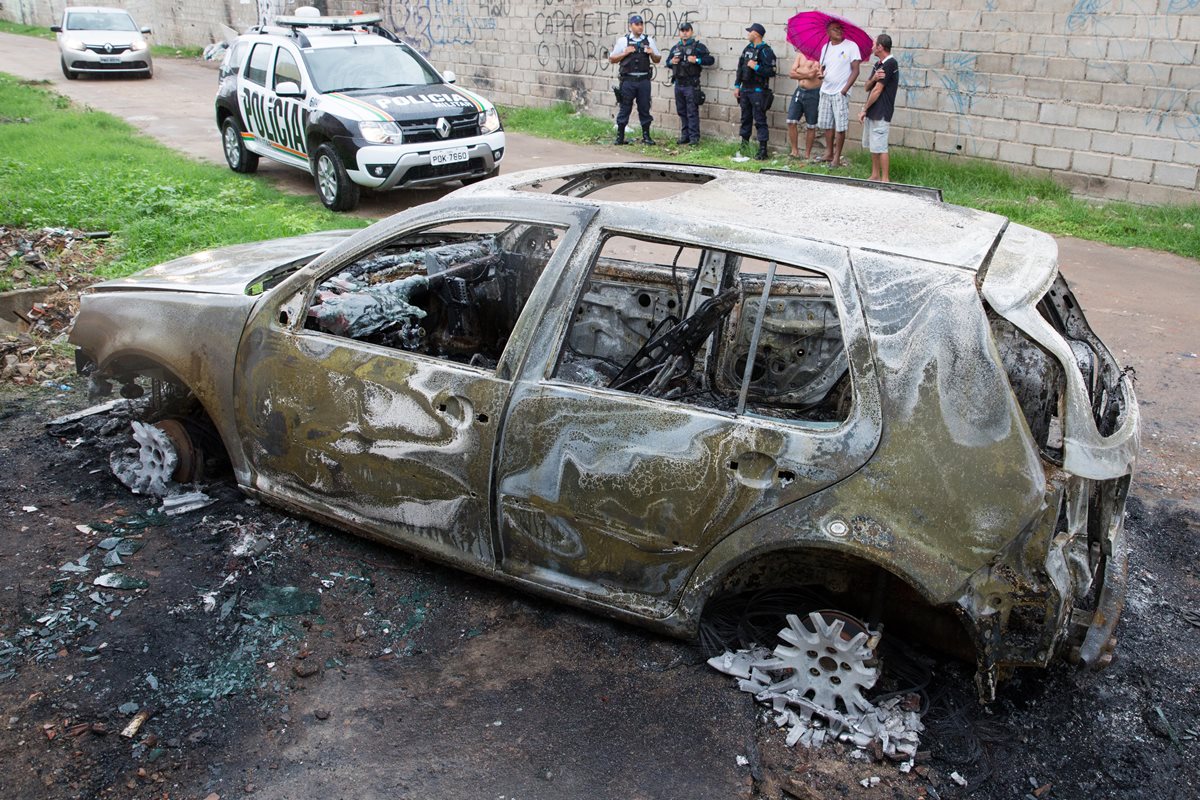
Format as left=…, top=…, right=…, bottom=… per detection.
left=0, top=20, right=55, bottom=40
left=499, top=102, right=1200, bottom=259
left=0, top=73, right=365, bottom=279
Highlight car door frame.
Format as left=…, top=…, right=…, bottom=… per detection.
left=492, top=214, right=883, bottom=618
left=232, top=196, right=598, bottom=574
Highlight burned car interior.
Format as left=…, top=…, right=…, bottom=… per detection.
left=556, top=235, right=850, bottom=424
left=305, top=215, right=851, bottom=424
left=305, top=220, right=565, bottom=370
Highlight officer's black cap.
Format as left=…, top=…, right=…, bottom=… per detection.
left=745, top=23, right=766, bottom=36
left=678, top=22, right=693, bottom=31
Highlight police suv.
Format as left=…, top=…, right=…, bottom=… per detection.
left=215, top=10, right=504, bottom=211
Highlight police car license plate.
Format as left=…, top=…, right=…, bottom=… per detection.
left=99, top=56, right=121, bottom=64
left=431, top=147, right=468, bottom=167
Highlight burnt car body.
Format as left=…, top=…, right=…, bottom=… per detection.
left=69, top=164, right=1139, bottom=700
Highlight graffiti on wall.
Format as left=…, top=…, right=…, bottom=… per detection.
left=382, top=0, right=511, bottom=54
left=533, top=6, right=700, bottom=78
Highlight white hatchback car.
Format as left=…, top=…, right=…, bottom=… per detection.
left=52, top=6, right=154, bottom=80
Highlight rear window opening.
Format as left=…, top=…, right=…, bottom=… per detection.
left=554, top=233, right=850, bottom=426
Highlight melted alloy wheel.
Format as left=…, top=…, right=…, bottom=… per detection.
left=756, top=610, right=879, bottom=716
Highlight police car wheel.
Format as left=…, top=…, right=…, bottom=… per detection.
left=61, top=58, right=78, bottom=80
left=221, top=118, right=259, bottom=174
left=312, top=143, right=360, bottom=212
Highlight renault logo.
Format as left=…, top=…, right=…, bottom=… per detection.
left=435, top=117, right=451, bottom=139
left=104, top=42, right=113, bottom=53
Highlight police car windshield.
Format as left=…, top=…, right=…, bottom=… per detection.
left=66, top=11, right=137, bottom=31
left=304, top=44, right=441, bottom=93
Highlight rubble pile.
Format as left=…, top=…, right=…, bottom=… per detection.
left=1, top=226, right=109, bottom=385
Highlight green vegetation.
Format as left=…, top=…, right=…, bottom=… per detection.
left=0, top=73, right=365, bottom=280
left=499, top=102, right=1200, bottom=259
left=0, top=20, right=54, bottom=40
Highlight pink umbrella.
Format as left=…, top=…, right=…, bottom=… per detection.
left=786, top=10, right=873, bottom=62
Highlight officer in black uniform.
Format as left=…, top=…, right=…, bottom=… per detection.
left=733, top=22, right=777, bottom=160
left=608, top=14, right=662, bottom=145
left=665, top=22, right=715, bottom=145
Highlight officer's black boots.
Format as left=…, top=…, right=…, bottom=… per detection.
left=755, top=142, right=769, bottom=160
left=613, top=127, right=628, bottom=146
left=641, top=127, right=655, bottom=146
left=678, top=133, right=689, bottom=145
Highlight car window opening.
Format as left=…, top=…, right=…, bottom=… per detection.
left=304, top=221, right=566, bottom=371
left=555, top=235, right=851, bottom=424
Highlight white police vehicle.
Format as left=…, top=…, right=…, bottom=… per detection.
left=215, top=9, right=504, bottom=211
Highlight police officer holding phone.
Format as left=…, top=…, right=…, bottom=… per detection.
left=665, top=22, right=714, bottom=145
left=609, top=14, right=662, bottom=146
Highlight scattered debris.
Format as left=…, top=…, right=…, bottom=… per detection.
left=93, top=572, right=149, bottom=590
left=160, top=488, right=215, bottom=516
left=120, top=707, right=153, bottom=738
left=709, top=611, right=924, bottom=761
left=46, top=399, right=126, bottom=427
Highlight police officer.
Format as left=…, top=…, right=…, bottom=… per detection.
left=609, top=14, right=662, bottom=145
left=733, top=22, right=777, bottom=160
left=665, top=22, right=714, bottom=145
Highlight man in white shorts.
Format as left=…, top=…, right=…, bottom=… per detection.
left=815, top=20, right=860, bottom=167
left=859, top=34, right=900, bottom=182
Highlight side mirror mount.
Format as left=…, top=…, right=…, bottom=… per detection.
left=50, top=25, right=63, bottom=33
left=442, top=69, right=456, bottom=84
left=275, top=81, right=305, bottom=98
left=140, top=26, right=152, bottom=35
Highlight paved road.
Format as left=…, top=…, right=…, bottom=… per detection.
left=1, top=31, right=1196, bottom=503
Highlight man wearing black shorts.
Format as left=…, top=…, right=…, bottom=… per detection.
left=787, top=46, right=821, bottom=160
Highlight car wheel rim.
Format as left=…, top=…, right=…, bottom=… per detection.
left=317, top=155, right=337, bottom=201
left=223, top=126, right=240, bottom=167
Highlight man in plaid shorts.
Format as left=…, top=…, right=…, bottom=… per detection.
left=815, top=20, right=861, bottom=167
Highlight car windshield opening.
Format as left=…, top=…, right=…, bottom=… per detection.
left=66, top=12, right=136, bottom=31
left=305, top=221, right=568, bottom=371
left=303, top=44, right=441, bottom=92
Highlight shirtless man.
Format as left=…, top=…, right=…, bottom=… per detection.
left=786, top=47, right=822, bottom=160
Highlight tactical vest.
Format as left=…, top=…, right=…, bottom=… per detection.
left=737, top=44, right=770, bottom=90
left=672, top=43, right=701, bottom=82
left=620, top=35, right=652, bottom=77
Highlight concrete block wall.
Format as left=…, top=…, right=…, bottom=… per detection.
left=5, top=0, right=1198, bottom=204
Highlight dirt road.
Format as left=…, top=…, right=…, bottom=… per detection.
left=1, top=32, right=1198, bottom=800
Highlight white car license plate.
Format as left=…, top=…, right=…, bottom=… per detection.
left=99, top=56, right=121, bottom=64
left=430, top=148, right=468, bottom=167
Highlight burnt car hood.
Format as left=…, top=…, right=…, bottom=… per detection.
left=92, top=230, right=357, bottom=295
left=323, top=84, right=489, bottom=123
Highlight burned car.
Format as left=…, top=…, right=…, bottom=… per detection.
left=69, top=164, right=1138, bottom=700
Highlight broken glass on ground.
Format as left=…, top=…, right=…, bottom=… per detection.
left=93, top=572, right=149, bottom=590
left=246, top=586, right=321, bottom=618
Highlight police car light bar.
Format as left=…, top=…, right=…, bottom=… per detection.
left=274, top=13, right=384, bottom=28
